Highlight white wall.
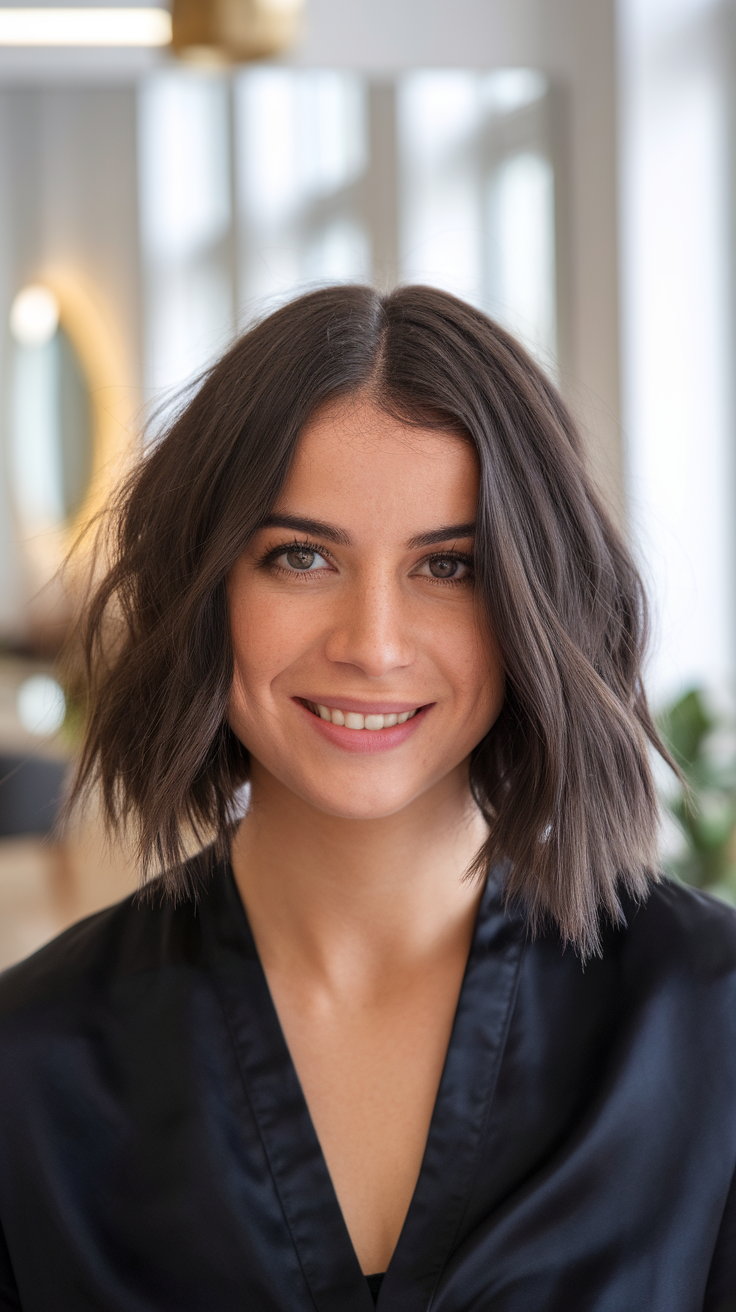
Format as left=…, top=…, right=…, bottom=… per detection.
left=618, top=0, right=735, bottom=702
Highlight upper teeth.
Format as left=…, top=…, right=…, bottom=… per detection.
left=310, top=704, right=418, bottom=730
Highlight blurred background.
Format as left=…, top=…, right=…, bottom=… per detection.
left=0, top=0, right=734, bottom=966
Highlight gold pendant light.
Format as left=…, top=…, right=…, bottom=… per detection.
left=172, top=0, right=304, bottom=62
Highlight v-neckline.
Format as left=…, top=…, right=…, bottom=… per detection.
left=202, top=859, right=525, bottom=1312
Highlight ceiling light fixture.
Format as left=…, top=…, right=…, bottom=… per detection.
left=171, top=0, right=303, bottom=62
left=0, top=7, right=172, bottom=46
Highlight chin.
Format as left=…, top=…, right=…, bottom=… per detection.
left=295, top=778, right=423, bottom=822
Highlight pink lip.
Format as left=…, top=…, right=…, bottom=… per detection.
left=295, top=699, right=431, bottom=753
left=298, top=695, right=425, bottom=715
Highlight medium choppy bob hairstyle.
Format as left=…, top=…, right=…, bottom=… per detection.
left=68, top=283, right=671, bottom=956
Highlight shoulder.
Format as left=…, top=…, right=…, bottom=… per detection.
left=522, top=875, right=736, bottom=1035
left=0, top=853, right=213, bottom=1027
left=598, top=877, right=736, bottom=1047
left=620, top=876, right=736, bottom=977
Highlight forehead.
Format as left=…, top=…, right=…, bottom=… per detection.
left=276, top=397, right=479, bottom=531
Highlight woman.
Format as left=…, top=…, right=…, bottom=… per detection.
left=0, top=285, right=733, bottom=1311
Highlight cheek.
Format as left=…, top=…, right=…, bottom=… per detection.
left=228, top=582, right=327, bottom=719
left=231, top=585, right=294, bottom=677
left=228, top=582, right=281, bottom=724
left=448, top=621, right=505, bottom=728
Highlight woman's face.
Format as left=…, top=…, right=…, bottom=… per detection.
left=228, top=395, right=505, bottom=821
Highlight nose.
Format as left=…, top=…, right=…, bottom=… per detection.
left=323, top=569, right=415, bottom=679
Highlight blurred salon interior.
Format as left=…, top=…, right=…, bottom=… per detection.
left=0, top=0, right=734, bottom=966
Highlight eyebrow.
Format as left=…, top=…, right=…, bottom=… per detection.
left=258, top=514, right=476, bottom=550
left=258, top=514, right=351, bottom=545
left=407, top=523, right=476, bottom=548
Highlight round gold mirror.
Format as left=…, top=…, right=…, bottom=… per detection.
left=7, top=277, right=135, bottom=649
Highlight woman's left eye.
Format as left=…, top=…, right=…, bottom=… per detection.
left=417, top=555, right=472, bottom=581
left=279, top=547, right=330, bottom=572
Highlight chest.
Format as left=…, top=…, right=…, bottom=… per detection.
left=267, top=963, right=466, bottom=1274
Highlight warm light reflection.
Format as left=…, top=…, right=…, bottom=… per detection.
left=10, top=285, right=59, bottom=347
left=0, top=8, right=172, bottom=46
left=17, top=676, right=66, bottom=737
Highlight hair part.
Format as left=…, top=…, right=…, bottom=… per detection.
left=64, top=283, right=673, bottom=957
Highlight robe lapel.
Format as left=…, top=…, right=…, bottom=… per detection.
left=379, top=877, right=525, bottom=1310
left=203, top=862, right=375, bottom=1312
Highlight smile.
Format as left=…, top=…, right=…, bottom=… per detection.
left=304, top=702, right=419, bottom=730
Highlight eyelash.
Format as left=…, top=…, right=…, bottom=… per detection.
left=257, top=538, right=474, bottom=586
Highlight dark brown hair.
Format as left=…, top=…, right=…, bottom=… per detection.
left=67, top=283, right=671, bottom=956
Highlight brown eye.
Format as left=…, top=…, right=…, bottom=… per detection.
left=429, top=556, right=461, bottom=578
left=285, top=548, right=316, bottom=570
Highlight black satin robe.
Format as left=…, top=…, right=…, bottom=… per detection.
left=0, top=852, right=734, bottom=1311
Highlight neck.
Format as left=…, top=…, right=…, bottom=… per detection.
left=230, top=762, right=488, bottom=991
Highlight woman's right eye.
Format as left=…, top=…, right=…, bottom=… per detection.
left=279, top=547, right=329, bottom=572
